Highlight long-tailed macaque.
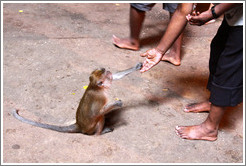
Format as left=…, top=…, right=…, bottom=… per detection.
left=13, top=62, right=142, bottom=135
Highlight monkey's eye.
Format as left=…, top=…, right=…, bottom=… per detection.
left=97, top=81, right=104, bottom=87
left=100, top=68, right=106, bottom=73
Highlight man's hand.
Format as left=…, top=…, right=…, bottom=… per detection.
left=186, top=9, right=213, bottom=26
left=140, top=48, right=163, bottom=73
left=187, top=3, right=240, bottom=26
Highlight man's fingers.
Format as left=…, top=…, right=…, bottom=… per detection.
left=189, top=21, right=203, bottom=26
left=187, top=15, right=204, bottom=25
left=186, top=14, right=192, bottom=21
left=140, top=48, right=163, bottom=72
left=140, top=49, right=156, bottom=59
left=142, top=59, right=148, bottom=68
left=140, top=59, right=156, bottom=73
left=140, top=65, right=152, bottom=73
left=147, top=54, right=156, bottom=59
left=140, top=52, right=148, bottom=57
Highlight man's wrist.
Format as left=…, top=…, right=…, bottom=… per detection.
left=155, top=47, right=165, bottom=55
left=211, top=6, right=219, bottom=19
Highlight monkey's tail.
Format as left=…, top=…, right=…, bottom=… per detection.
left=12, top=109, right=81, bottom=133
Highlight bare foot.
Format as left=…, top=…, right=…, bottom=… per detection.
left=184, top=101, right=211, bottom=113
left=162, top=52, right=181, bottom=66
left=175, top=125, right=218, bottom=141
left=112, top=35, right=139, bottom=51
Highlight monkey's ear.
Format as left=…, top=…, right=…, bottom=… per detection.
left=89, top=75, right=93, bottom=82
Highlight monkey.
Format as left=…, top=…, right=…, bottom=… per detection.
left=13, top=68, right=122, bottom=135
left=13, top=62, right=142, bottom=135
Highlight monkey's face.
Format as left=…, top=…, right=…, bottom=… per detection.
left=89, top=68, right=113, bottom=89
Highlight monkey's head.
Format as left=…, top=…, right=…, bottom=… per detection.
left=89, top=68, right=113, bottom=89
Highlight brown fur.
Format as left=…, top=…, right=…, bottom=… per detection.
left=13, top=68, right=122, bottom=135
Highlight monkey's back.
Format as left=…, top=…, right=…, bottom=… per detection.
left=76, top=88, right=107, bottom=134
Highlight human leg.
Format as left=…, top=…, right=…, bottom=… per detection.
left=183, top=19, right=229, bottom=113
left=176, top=19, right=243, bottom=141
left=184, top=101, right=211, bottom=112
left=113, top=3, right=155, bottom=50
left=161, top=4, right=183, bottom=66
left=161, top=14, right=183, bottom=66
left=176, top=104, right=225, bottom=141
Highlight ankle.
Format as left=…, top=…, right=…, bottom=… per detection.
left=129, top=38, right=139, bottom=45
left=201, top=122, right=218, bottom=133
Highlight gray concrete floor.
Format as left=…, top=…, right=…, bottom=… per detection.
left=2, top=3, right=244, bottom=164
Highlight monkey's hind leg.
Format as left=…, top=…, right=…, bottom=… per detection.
left=95, top=117, right=114, bottom=135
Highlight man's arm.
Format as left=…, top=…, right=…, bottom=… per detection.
left=187, top=3, right=242, bottom=26
left=156, top=3, right=194, bottom=54
left=140, top=3, right=194, bottom=72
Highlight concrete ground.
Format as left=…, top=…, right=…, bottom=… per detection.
left=2, top=3, right=244, bottom=164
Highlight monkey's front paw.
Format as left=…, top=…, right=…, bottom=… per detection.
left=114, top=100, right=123, bottom=107
left=135, top=62, right=143, bottom=70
